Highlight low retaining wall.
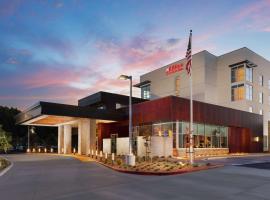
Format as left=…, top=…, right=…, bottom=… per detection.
left=176, top=148, right=229, bottom=157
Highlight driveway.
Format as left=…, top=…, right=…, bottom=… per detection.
left=0, top=154, right=270, bottom=200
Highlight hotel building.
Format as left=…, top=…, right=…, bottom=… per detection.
left=136, top=47, right=269, bottom=152
left=16, top=47, right=268, bottom=157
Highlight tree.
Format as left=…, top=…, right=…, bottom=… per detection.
left=0, top=125, right=12, bottom=153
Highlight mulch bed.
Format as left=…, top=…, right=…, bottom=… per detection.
left=95, top=160, right=223, bottom=176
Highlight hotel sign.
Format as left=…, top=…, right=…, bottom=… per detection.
left=165, top=64, right=183, bottom=76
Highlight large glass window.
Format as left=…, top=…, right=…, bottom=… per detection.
left=245, top=84, right=253, bottom=101
left=141, top=84, right=150, bottom=99
left=231, top=84, right=245, bottom=101
left=153, top=122, right=173, bottom=137
left=220, top=127, right=228, bottom=148
left=246, top=67, right=253, bottom=82
left=212, top=126, right=220, bottom=148
left=205, top=125, right=212, bottom=148
left=197, top=124, right=205, bottom=148
left=231, top=65, right=245, bottom=83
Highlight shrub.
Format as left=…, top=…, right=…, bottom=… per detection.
left=192, top=163, right=199, bottom=167
left=116, top=158, right=123, bottom=166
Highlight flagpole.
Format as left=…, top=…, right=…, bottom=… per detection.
left=189, top=30, right=194, bottom=165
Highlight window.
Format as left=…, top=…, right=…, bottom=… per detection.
left=175, top=76, right=180, bottom=96
left=231, top=65, right=245, bottom=83
left=220, top=127, right=228, bottom=148
left=264, top=135, right=268, bottom=149
left=197, top=124, right=205, bottom=148
left=249, top=106, right=253, bottom=113
left=231, top=84, right=245, bottom=101
left=246, top=67, right=253, bottom=82
left=259, top=92, right=263, bottom=104
left=259, top=109, right=263, bottom=115
left=141, top=84, right=150, bottom=99
left=259, top=75, right=263, bottom=86
left=245, top=84, right=253, bottom=101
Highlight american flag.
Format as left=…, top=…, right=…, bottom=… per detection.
left=185, top=30, right=192, bottom=76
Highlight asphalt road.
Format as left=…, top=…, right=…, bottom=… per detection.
left=0, top=154, right=270, bottom=200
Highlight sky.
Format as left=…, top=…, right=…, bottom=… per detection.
left=0, top=0, right=270, bottom=110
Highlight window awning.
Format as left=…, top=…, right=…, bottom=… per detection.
left=133, top=80, right=151, bottom=88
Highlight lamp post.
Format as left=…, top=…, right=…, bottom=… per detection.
left=118, top=74, right=135, bottom=166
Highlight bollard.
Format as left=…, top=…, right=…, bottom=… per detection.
left=91, top=149, right=94, bottom=158
left=95, top=150, right=98, bottom=159
left=112, top=153, right=115, bottom=165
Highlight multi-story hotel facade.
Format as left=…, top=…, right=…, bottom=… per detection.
left=136, top=47, right=270, bottom=152
left=16, top=47, right=267, bottom=157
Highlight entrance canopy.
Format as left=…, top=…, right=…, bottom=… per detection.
left=16, top=101, right=126, bottom=126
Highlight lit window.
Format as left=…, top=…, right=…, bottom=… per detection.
left=259, top=92, right=263, bottom=104
left=245, top=84, right=253, bottom=101
left=259, top=109, right=263, bottom=115
left=175, top=76, right=180, bottom=96
left=231, top=84, right=245, bottom=101
left=246, top=67, right=253, bottom=82
left=259, top=75, right=263, bottom=86
left=141, top=84, right=150, bottom=99
left=231, top=65, right=245, bottom=83
left=249, top=106, right=253, bottom=113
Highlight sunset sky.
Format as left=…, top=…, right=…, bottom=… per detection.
left=0, top=0, right=270, bottom=110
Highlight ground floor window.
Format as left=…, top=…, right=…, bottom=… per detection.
left=133, top=121, right=228, bottom=149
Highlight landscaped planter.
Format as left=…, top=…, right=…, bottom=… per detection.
left=89, top=155, right=223, bottom=176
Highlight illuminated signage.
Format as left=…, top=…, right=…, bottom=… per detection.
left=165, top=64, right=183, bottom=75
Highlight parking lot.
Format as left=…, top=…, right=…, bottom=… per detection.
left=0, top=154, right=270, bottom=200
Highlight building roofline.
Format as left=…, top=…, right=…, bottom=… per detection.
left=218, top=47, right=270, bottom=63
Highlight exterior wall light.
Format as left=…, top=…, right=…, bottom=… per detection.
left=38, top=148, right=41, bottom=153
left=44, top=148, right=47, bottom=153
left=254, top=136, right=260, bottom=142
left=50, top=148, right=54, bottom=153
